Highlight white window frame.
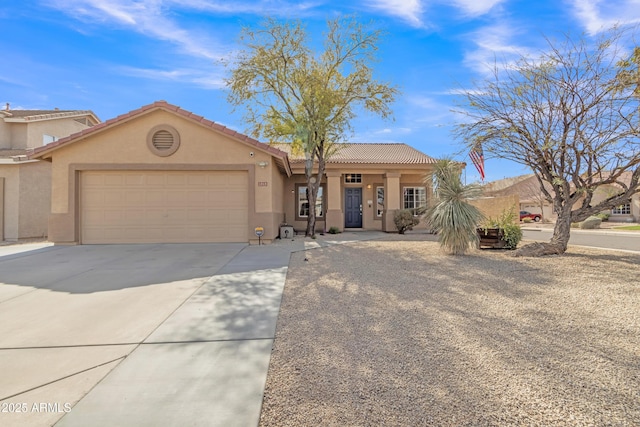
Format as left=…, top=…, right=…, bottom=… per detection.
left=297, top=185, right=324, bottom=219
left=403, top=186, right=427, bottom=211
left=376, top=186, right=385, bottom=218
left=42, top=134, right=58, bottom=146
left=612, top=203, right=631, bottom=215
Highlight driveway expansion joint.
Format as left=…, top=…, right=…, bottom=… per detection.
left=0, top=356, right=126, bottom=402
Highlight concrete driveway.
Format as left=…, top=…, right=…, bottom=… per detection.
left=0, top=242, right=290, bottom=427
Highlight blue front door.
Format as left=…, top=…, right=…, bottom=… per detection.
left=345, top=188, right=362, bottom=228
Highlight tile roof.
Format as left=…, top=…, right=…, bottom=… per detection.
left=29, top=101, right=292, bottom=176
left=0, top=149, right=29, bottom=159
left=1, top=109, right=99, bottom=122
left=272, top=143, right=437, bottom=165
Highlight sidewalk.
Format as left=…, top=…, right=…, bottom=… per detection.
left=521, top=221, right=640, bottom=236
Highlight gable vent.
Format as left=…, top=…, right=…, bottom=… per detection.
left=147, top=125, right=180, bottom=157
left=152, top=130, right=174, bottom=150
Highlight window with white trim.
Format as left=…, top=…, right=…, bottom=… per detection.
left=344, top=173, right=362, bottom=183
left=403, top=186, right=427, bottom=210
left=612, top=204, right=631, bottom=215
left=297, top=185, right=324, bottom=218
left=376, top=186, right=385, bottom=218
left=43, top=134, right=58, bottom=145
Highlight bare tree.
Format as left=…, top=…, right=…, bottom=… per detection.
left=457, top=27, right=640, bottom=255
left=225, top=18, right=398, bottom=236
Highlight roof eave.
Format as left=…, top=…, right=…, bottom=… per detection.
left=4, top=110, right=101, bottom=123
left=29, top=102, right=292, bottom=175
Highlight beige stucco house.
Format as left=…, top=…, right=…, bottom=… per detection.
left=484, top=173, right=640, bottom=222
left=0, top=106, right=100, bottom=241
left=31, top=101, right=437, bottom=244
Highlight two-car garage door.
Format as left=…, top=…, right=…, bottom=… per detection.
left=80, top=170, right=248, bottom=244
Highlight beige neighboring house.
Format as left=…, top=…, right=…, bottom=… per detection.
left=0, top=105, right=100, bottom=241
left=484, top=173, right=640, bottom=222
left=30, top=101, right=438, bottom=245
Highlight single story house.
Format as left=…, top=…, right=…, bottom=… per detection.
left=484, top=173, right=640, bottom=223
left=31, top=101, right=437, bottom=244
left=1, top=106, right=100, bottom=241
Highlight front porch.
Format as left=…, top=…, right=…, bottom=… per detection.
left=283, top=170, right=432, bottom=235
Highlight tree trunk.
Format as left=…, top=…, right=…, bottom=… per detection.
left=304, top=159, right=317, bottom=237
left=549, top=207, right=572, bottom=252
left=514, top=204, right=570, bottom=257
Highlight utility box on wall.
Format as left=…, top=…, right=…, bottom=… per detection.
left=280, top=225, right=294, bottom=239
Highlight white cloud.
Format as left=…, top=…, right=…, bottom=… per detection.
left=570, top=0, right=640, bottom=34
left=166, top=0, right=324, bottom=15
left=407, top=95, right=458, bottom=126
left=449, top=0, right=505, bottom=16
left=462, top=24, right=531, bottom=75
left=117, top=66, right=225, bottom=89
left=364, top=0, right=504, bottom=26
left=366, top=0, right=424, bottom=27
left=44, top=0, right=228, bottom=60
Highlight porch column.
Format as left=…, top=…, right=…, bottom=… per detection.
left=382, top=172, right=401, bottom=232
left=325, top=170, right=343, bottom=231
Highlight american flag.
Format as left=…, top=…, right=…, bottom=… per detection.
left=469, top=143, right=485, bottom=180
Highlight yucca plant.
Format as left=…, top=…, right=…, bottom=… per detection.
left=425, top=160, right=485, bottom=255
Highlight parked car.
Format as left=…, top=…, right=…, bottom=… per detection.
left=520, top=210, right=541, bottom=222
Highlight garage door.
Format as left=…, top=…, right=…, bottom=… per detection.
left=81, top=170, right=248, bottom=244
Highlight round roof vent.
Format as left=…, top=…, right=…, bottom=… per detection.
left=147, top=125, right=180, bottom=157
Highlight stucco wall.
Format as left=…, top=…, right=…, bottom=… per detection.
left=469, top=195, right=520, bottom=224
left=10, top=123, right=27, bottom=149
left=0, top=164, right=20, bottom=240
left=26, top=118, right=92, bottom=149
left=283, top=170, right=433, bottom=233
left=591, top=184, right=639, bottom=222
left=0, top=177, right=4, bottom=240
left=47, top=109, right=282, bottom=243
left=0, top=121, right=11, bottom=148
left=18, top=161, right=51, bottom=238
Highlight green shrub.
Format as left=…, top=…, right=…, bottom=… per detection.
left=481, top=206, right=523, bottom=250
left=522, top=217, right=533, bottom=223
left=501, top=223, right=523, bottom=249
left=595, top=213, right=610, bottom=221
left=394, top=209, right=420, bottom=234
left=328, top=226, right=341, bottom=234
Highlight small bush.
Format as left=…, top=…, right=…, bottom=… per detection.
left=481, top=206, right=523, bottom=249
left=522, top=217, right=533, bottom=223
left=501, top=224, right=523, bottom=249
left=394, top=209, right=420, bottom=234
left=580, top=216, right=602, bottom=229
left=328, top=226, right=341, bottom=234
left=596, top=213, right=610, bottom=221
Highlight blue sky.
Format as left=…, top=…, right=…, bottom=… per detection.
left=2, top=1, right=640, bottom=182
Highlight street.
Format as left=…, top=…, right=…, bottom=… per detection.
left=522, top=228, right=640, bottom=253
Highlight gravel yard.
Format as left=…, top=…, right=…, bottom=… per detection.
left=259, top=237, right=640, bottom=426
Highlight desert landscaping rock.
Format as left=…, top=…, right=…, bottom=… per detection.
left=259, top=237, right=640, bottom=426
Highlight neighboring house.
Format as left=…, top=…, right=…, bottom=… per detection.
left=484, top=173, right=640, bottom=222
left=589, top=171, right=640, bottom=222
left=0, top=105, right=100, bottom=241
left=483, top=174, right=556, bottom=220
left=30, top=101, right=437, bottom=244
